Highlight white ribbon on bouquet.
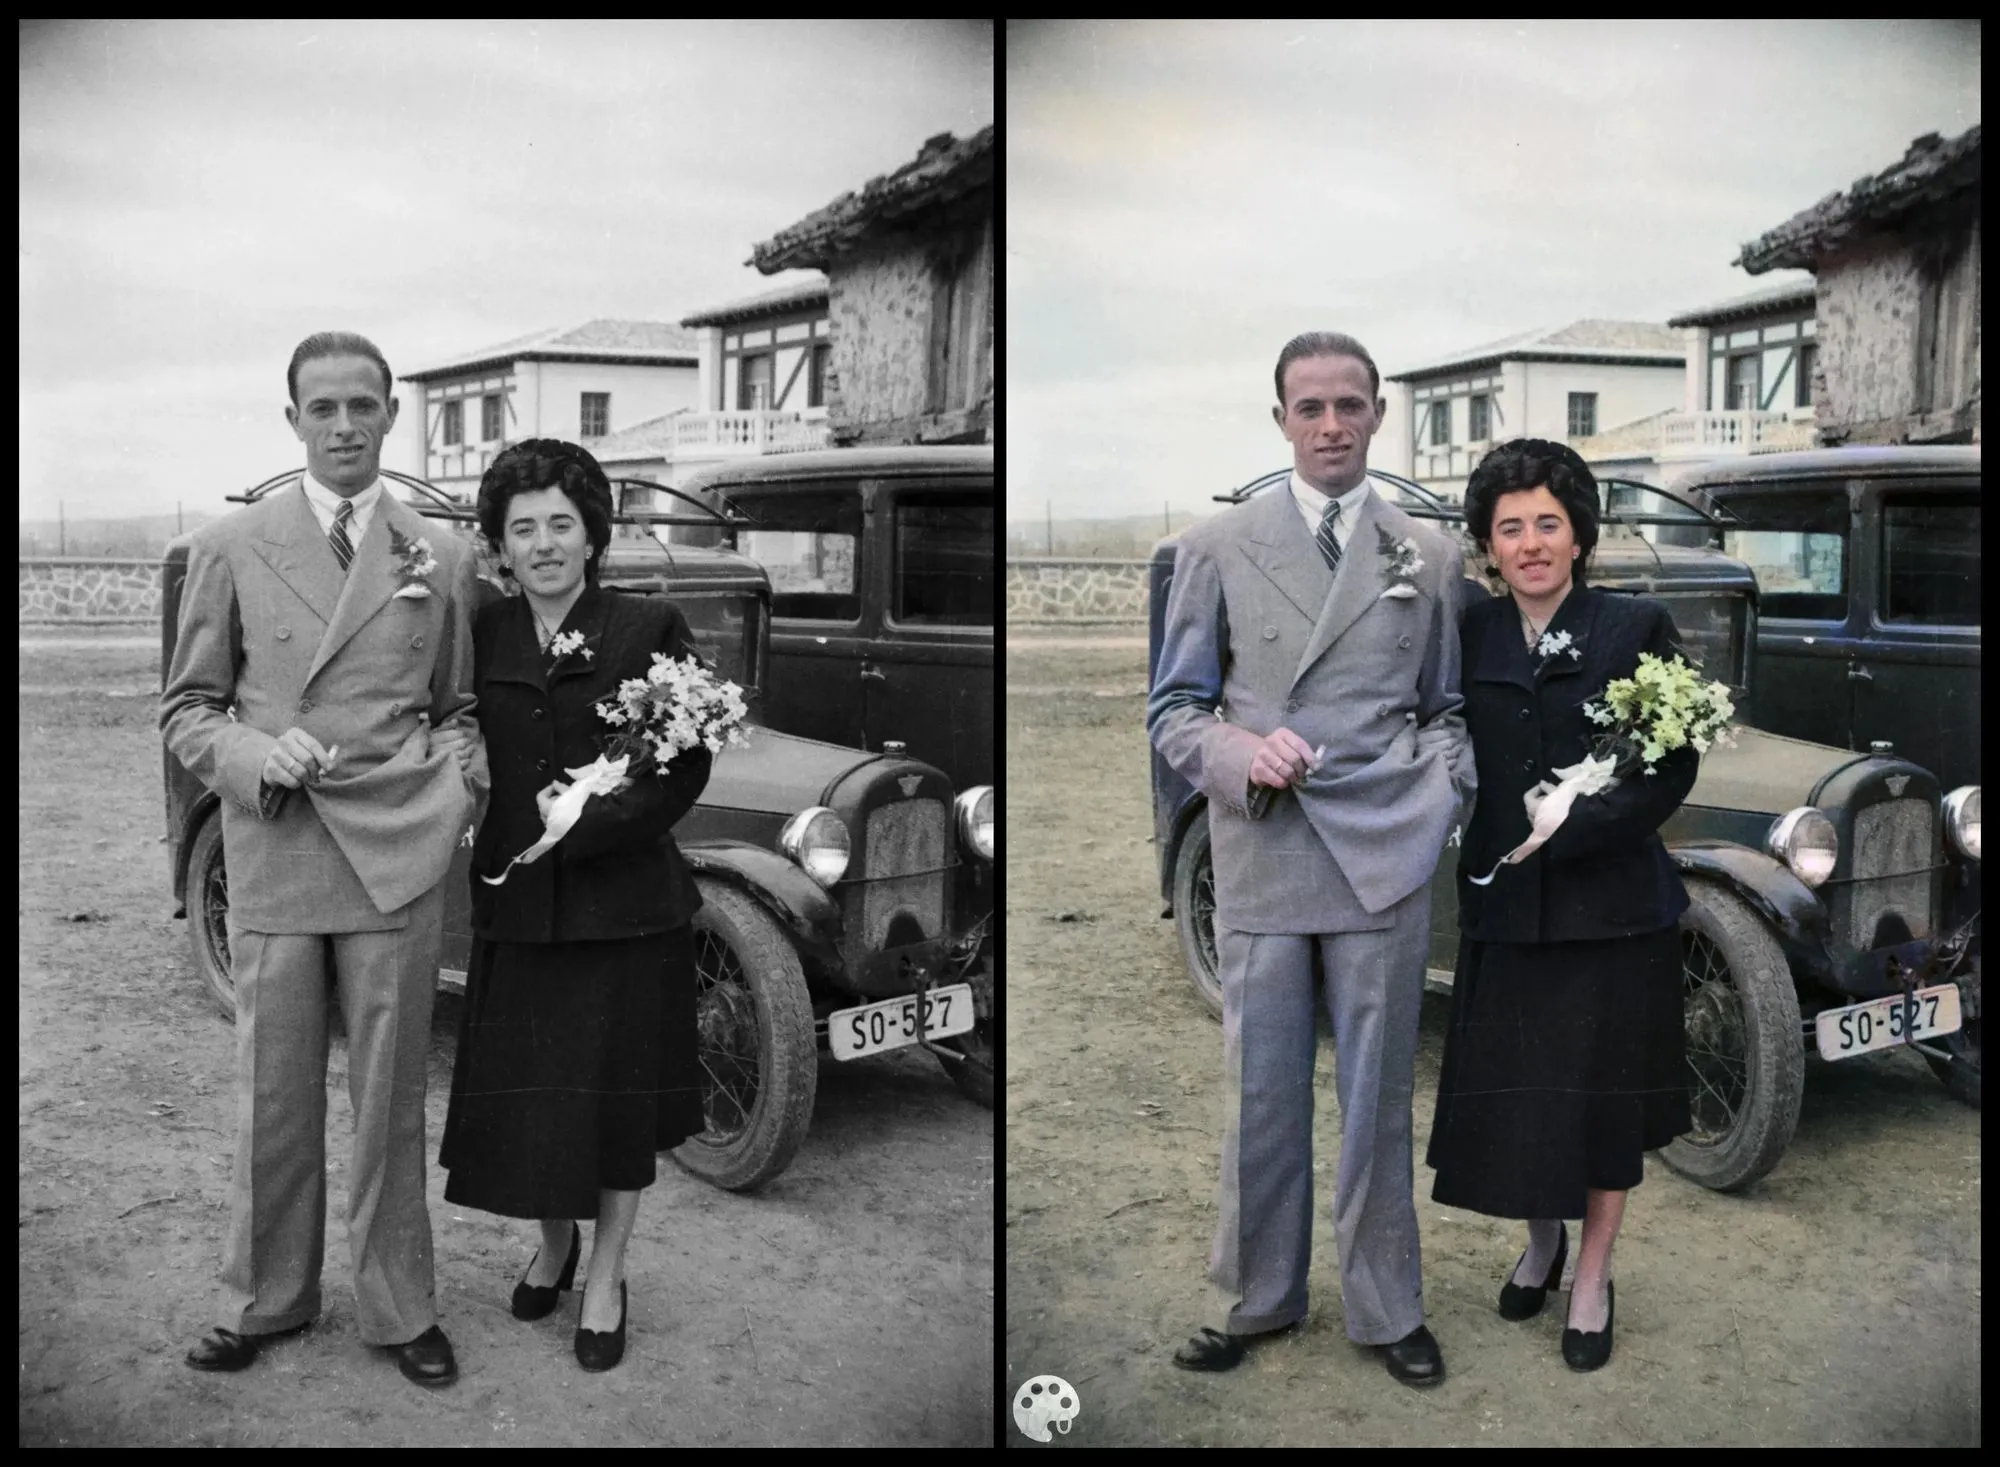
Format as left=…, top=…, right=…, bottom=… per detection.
left=1465, top=751, right=1621, bottom=886
left=480, top=753, right=631, bottom=885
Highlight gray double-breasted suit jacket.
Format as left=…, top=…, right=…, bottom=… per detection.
left=1149, top=480, right=1475, bottom=929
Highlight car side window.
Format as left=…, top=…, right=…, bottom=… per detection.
left=892, top=492, right=993, bottom=627
left=1881, top=494, right=1980, bottom=627
left=729, top=488, right=862, bottom=621
left=1717, top=488, right=1847, bottom=621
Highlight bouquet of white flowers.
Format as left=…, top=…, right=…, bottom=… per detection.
left=482, top=652, right=750, bottom=886
left=1469, top=651, right=1733, bottom=886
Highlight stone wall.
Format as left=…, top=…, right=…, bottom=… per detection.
left=1006, top=558, right=1152, bottom=624
left=20, top=559, right=162, bottom=622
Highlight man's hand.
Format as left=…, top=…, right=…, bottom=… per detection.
left=429, top=719, right=477, bottom=772
left=262, top=727, right=335, bottom=790
left=1248, top=727, right=1321, bottom=791
left=534, top=780, right=572, bottom=824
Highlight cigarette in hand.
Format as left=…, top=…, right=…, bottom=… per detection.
left=1311, top=744, right=1326, bottom=769
left=322, top=745, right=339, bottom=777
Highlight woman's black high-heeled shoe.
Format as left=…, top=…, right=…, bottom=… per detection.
left=1562, top=1279, right=1615, bottom=1371
left=1497, top=1223, right=1569, bottom=1321
left=511, top=1222, right=581, bottom=1321
left=574, top=1280, right=628, bottom=1372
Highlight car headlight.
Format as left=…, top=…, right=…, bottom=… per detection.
left=1943, top=786, right=1981, bottom=862
left=955, top=785, right=994, bottom=862
left=1766, top=806, right=1838, bottom=888
left=779, top=806, right=850, bottom=887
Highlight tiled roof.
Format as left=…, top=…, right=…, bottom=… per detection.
left=1387, top=320, right=1685, bottom=381
left=751, top=126, right=994, bottom=273
left=1738, top=125, right=1981, bottom=274
left=680, top=275, right=829, bottom=328
left=1667, top=277, right=1817, bottom=328
left=401, top=319, right=698, bottom=382
left=588, top=411, right=686, bottom=464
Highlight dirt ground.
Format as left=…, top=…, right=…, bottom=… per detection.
left=18, top=628, right=992, bottom=1447
left=1004, top=635, right=1980, bottom=1448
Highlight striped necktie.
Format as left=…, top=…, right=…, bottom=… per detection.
left=1315, top=498, right=1342, bottom=575
left=329, top=499, right=356, bottom=573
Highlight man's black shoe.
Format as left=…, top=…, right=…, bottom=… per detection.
left=388, top=1324, right=459, bottom=1387
left=184, top=1321, right=309, bottom=1372
left=1170, top=1320, right=1299, bottom=1372
left=1381, top=1324, right=1445, bottom=1388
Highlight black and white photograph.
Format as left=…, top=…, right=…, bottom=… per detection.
left=21, top=18, right=993, bottom=1447
left=1006, top=19, right=1978, bottom=1447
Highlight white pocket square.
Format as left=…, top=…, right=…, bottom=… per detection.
left=1379, top=584, right=1420, bottom=600
left=392, top=584, right=432, bottom=600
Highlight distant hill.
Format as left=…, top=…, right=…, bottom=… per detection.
left=18, top=511, right=219, bottom=558
left=1005, top=509, right=1209, bottom=559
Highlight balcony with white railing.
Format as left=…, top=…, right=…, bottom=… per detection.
left=1573, top=409, right=1816, bottom=472
left=669, top=408, right=832, bottom=458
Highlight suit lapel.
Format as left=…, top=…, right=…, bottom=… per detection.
left=1536, top=584, right=1594, bottom=686
left=248, top=480, right=341, bottom=627
left=305, top=491, right=411, bottom=687
left=1235, top=488, right=1328, bottom=625
left=1293, top=484, right=1388, bottom=685
left=483, top=594, right=547, bottom=694
left=1467, top=596, right=1535, bottom=691
left=548, top=585, right=609, bottom=689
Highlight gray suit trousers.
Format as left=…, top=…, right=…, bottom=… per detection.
left=219, top=883, right=443, bottom=1346
left=1211, top=886, right=1430, bottom=1344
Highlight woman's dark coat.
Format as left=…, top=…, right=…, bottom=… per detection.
left=1456, top=582, right=1699, bottom=944
left=468, top=584, right=713, bottom=942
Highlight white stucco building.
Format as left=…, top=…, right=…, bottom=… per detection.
left=1385, top=321, right=1687, bottom=500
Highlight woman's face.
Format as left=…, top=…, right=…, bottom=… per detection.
left=502, top=486, right=592, bottom=600
left=1487, top=485, right=1579, bottom=602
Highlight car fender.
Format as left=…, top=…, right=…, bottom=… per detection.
left=1670, top=839, right=1835, bottom=983
left=172, top=789, right=224, bottom=916
left=683, top=841, right=843, bottom=955
left=1159, top=789, right=1208, bottom=914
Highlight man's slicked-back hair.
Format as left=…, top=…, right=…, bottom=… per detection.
left=1274, top=331, right=1381, bottom=407
left=288, top=331, right=394, bottom=407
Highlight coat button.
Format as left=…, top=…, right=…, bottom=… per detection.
left=275, top=627, right=291, bottom=641
left=537, top=758, right=550, bottom=772
left=1376, top=703, right=1389, bottom=717
left=389, top=702, right=402, bottom=716
left=1398, top=636, right=1412, bottom=649
left=411, top=635, right=425, bottom=649
left=1263, top=626, right=1278, bottom=640
left=1285, top=699, right=1301, bottom=713
left=531, top=707, right=545, bottom=721
left=298, top=698, right=313, bottom=714
left=1523, top=758, right=1537, bottom=773
left=1518, top=708, right=1531, bottom=721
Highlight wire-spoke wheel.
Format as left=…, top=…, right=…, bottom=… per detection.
left=1173, top=812, right=1223, bottom=1020
left=1659, top=879, right=1803, bottom=1191
left=186, top=813, right=238, bottom=1021
left=670, top=880, right=817, bottom=1192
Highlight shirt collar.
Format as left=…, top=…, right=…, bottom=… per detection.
left=1290, top=470, right=1373, bottom=523
left=301, top=472, right=383, bottom=523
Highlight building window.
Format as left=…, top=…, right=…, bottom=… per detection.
left=1428, top=400, right=1450, bottom=447
left=1725, top=355, right=1759, bottom=412
left=580, top=392, right=609, bottom=438
left=481, top=393, right=504, bottom=443
left=441, top=399, right=463, bottom=448
left=1468, top=393, right=1490, bottom=442
left=808, top=343, right=832, bottom=408
left=1795, top=343, right=1817, bottom=410
left=738, top=354, right=774, bottom=411
left=1566, top=393, right=1597, bottom=438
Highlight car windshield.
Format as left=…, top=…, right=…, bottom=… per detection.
left=671, top=592, right=762, bottom=695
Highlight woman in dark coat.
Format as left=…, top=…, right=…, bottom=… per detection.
left=432, top=438, right=711, bottom=1372
left=1425, top=439, right=1697, bottom=1373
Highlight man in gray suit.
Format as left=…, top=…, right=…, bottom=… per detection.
left=1148, top=331, right=1473, bottom=1387
left=163, top=331, right=489, bottom=1386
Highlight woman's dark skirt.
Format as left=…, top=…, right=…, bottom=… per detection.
left=440, top=926, right=705, bottom=1220
left=1426, top=926, right=1692, bottom=1220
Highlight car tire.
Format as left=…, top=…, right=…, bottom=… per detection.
left=186, top=812, right=237, bottom=1022
left=671, top=879, right=818, bottom=1192
left=1659, top=879, right=1805, bottom=1192
left=1923, top=1011, right=1981, bottom=1108
left=1173, top=810, right=1224, bottom=1021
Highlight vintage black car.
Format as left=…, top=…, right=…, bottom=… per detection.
left=1148, top=468, right=1982, bottom=1193
left=160, top=469, right=995, bottom=1195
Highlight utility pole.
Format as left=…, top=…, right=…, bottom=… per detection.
left=177, top=501, right=183, bottom=535
left=1046, top=501, right=1054, bottom=556
left=59, top=501, right=65, bottom=556
left=1164, top=500, right=1171, bottom=539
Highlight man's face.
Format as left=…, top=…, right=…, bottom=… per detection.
left=1273, top=353, right=1383, bottom=495
left=287, top=354, right=398, bottom=496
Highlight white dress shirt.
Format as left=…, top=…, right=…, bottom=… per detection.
left=300, top=472, right=384, bottom=548
left=1289, top=471, right=1374, bottom=553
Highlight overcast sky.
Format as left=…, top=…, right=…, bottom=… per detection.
left=1007, top=19, right=1980, bottom=522
left=19, top=19, right=993, bottom=523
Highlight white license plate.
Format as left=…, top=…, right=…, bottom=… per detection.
left=1814, top=984, right=1962, bottom=1061
left=829, top=984, right=975, bottom=1061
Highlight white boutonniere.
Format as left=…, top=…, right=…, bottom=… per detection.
left=389, top=527, right=437, bottom=599
left=548, top=629, right=593, bottom=661
left=1376, top=526, right=1426, bottom=584
left=1535, top=629, right=1582, bottom=664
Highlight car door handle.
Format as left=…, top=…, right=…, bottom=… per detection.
left=860, top=666, right=887, bottom=683
left=1847, top=664, right=1873, bottom=682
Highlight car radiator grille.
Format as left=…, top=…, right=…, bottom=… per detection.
left=1831, top=799, right=1935, bottom=949
left=851, top=798, right=950, bottom=957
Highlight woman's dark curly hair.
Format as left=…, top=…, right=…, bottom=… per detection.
left=476, top=438, right=614, bottom=584
left=1463, top=437, right=1601, bottom=579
